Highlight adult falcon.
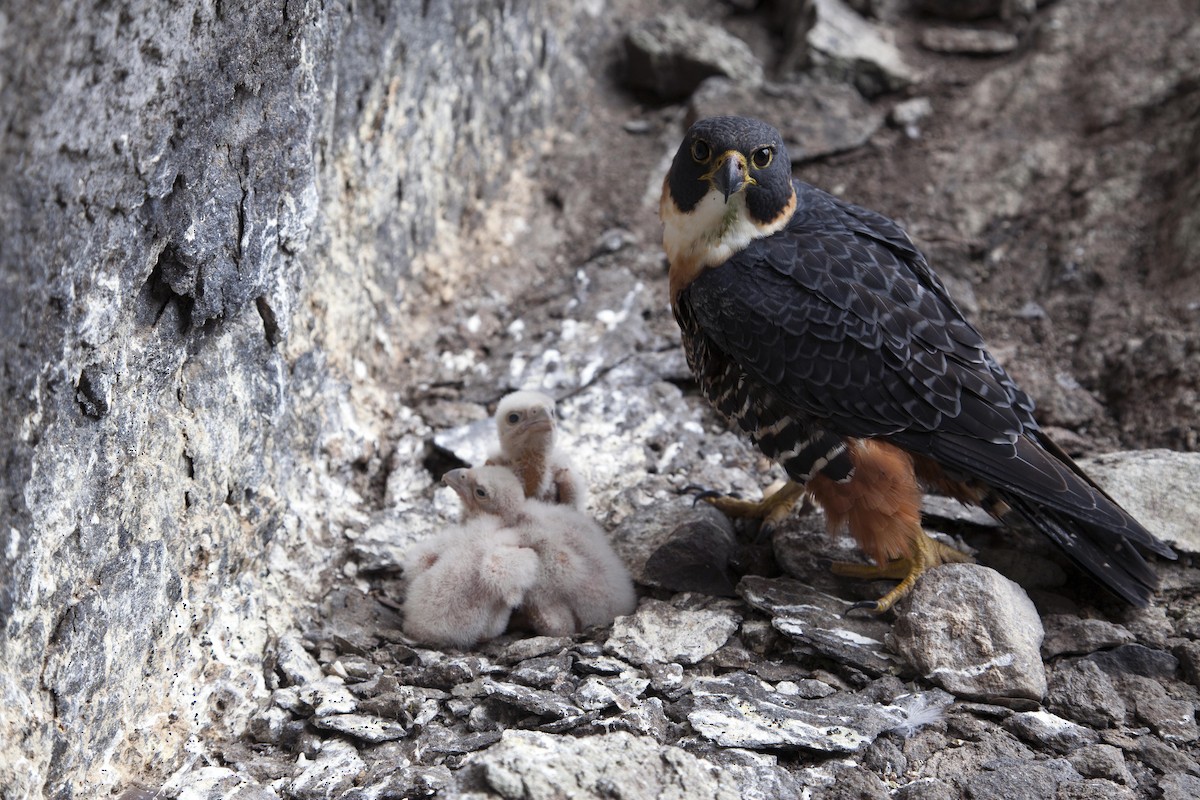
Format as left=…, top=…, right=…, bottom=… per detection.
left=660, top=115, right=1174, bottom=612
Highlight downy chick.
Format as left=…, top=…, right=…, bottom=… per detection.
left=488, top=390, right=587, bottom=510
left=401, top=514, right=539, bottom=650
left=445, top=466, right=636, bottom=636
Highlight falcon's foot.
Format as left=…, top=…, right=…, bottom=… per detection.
left=834, top=532, right=973, bottom=614
left=688, top=480, right=811, bottom=538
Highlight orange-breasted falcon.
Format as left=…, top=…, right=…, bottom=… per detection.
left=660, top=115, right=1175, bottom=612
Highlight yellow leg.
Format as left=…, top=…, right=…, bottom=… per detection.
left=833, top=531, right=973, bottom=613
left=695, top=480, right=811, bottom=534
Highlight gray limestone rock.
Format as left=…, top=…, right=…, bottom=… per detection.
left=508, top=655, right=574, bottom=689
left=632, top=504, right=742, bottom=596
left=810, top=764, right=892, bottom=800
left=353, top=764, right=454, bottom=800
left=686, top=671, right=951, bottom=753
left=1132, top=736, right=1200, bottom=776
left=623, top=13, right=763, bottom=101
left=960, top=757, right=1082, bottom=799
left=1174, top=640, right=1200, bottom=689
left=890, top=96, right=935, bottom=140
left=1120, top=676, right=1199, bottom=744
left=309, top=713, right=409, bottom=744
left=1088, top=644, right=1180, bottom=681
left=1160, top=774, right=1200, bottom=800
left=169, top=767, right=279, bottom=800
left=1079, top=450, right=1200, bottom=553
left=889, top=564, right=1047, bottom=702
left=604, top=598, right=740, bottom=667
left=1057, top=780, right=1138, bottom=800
left=1041, top=615, right=1136, bottom=658
left=275, top=633, right=326, bottom=687
left=808, top=0, right=918, bottom=95
left=285, top=739, right=367, bottom=800
left=481, top=678, right=585, bottom=721
left=1047, top=659, right=1127, bottom=728
left=1004, top=710, right=1099, bottom=754
left=1067, top=743, right=1135, bottom=784
left=739, top=575, right=901, bottom=676
left=689, top=78, right=885, bottom=165
left=468, top=730, right=749, bottom=799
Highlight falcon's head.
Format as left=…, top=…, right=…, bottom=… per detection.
left=660, top=116, right=797, bottom=298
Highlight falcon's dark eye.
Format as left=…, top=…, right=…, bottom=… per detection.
left=750, top=147, right=773, bottom=169
left=506, top=412, right=520, bottom=424
left=690, top=140, right=711, bottom=163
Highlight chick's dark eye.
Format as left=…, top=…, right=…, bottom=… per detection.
left=475, top=487, right=487, bottom=497
left=751, top=147, right=773, bottom=169
left=690, top=140, right=710, bottom=163
left=507, top=413, right=520, bottom=424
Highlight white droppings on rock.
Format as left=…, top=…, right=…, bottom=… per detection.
left=927, top=652, right=1017, bottom=680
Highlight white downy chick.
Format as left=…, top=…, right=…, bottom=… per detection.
left=401, top=493, right=539, bottom=649
left=488, top=390, right=588, bottom=511
left=446, top=466, right=636, bottom=636
left=523, top=500, right=637, bottom=632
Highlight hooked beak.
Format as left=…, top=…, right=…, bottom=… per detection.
left=710, top=151, right=747, bottom=202
left=442, top=468, right=469, bottom=496
left=520, top=414, right=554, bottom=435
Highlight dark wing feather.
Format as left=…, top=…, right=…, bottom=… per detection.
left=682, top=180, right=1174, bottom=603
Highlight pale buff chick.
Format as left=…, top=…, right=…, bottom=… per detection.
left=487, top=390, right=588, bottom=511
left=445, top=466, right=636, bottom=636
left=400, top=516, right=539, bottom=650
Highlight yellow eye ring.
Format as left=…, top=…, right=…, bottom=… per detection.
left=750, top=147, right=773, bottom=169
left=690, top=140, right=711, bottom=163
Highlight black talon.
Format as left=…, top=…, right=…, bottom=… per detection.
left=754, top=520, right=777, bottom=543
left=679, top=484, right=742, bottom=507
left=846, top=600, right=881, bottom=616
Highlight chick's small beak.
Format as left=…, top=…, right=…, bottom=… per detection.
left=521, top=414, right=554, bottom=435
left=711, top=151, right=747, bottom=202
left=442, top=468, right=468, bottom=492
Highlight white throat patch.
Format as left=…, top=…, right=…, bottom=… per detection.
left=662, top=186, right=790, bottom=273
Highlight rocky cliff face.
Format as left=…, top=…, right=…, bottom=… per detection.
left=0, top=0, right=592, bottom=794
